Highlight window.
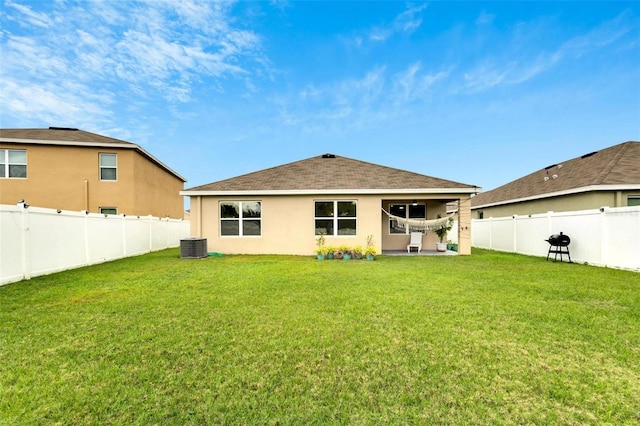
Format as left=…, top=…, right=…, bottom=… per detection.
left=0, top=149, right=27, bottom=178
left=220, top=201, right=261, bottom=236
left=628, top=196, right=640, bottom=207
left=100, top=207, right=118, bottom=215
left=315, top=200, right=357, bottom=236
left=389, top=203, right=426, bottom=234
left=99, top=153, right=117, bottom=181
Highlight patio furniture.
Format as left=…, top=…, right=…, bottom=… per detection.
left=407, top=232, right=422, bottom=253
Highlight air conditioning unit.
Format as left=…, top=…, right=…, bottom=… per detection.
left=180, top=238, right=208, bottom=259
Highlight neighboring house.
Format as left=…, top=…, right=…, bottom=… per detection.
left=0, top=127, right=186, bottom=218
left=180, top=154, right=479, bottom=255
left=471, top=141, right=640, bottom=219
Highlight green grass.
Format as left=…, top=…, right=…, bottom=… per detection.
left=1, top=249, right=639, bottom=425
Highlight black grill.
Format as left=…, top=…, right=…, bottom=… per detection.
left=545, top=232, right=572, bottom=262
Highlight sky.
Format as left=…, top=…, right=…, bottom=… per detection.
left=1, top=0, right=639, bottom=198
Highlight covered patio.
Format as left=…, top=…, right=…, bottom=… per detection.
left=380, top=197, right=469, bottom=255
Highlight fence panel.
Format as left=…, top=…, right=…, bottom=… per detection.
left=472, top=206, right=640, bottom=271
left=0, top=206, right=25, bottom=283
left=1, top=204, right=190, bottom=286
left=514, top=214, right=549, bottom=256
left=602, top=207, right=640, bottom=270
left=490, top=217, right=516, bottom=252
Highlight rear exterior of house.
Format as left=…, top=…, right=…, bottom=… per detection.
left=181, top=154, right=478, bottom=256
left=0, top=127, right=186, bottom=218
left=471, top=141, right=640, bottom=219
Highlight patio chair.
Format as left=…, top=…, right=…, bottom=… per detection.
left=407, top=232, right=422, bottom=253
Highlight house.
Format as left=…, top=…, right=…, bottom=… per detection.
left=0, top=127, right=186, bottom=218
left=471, top=141, right=640, bottom=219
left=180, top=154, right=479, bottom=255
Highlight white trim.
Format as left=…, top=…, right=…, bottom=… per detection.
left=472, top=184, right=640, bottom=209
left=1, top=137, right=186, bottom=182
left=181, top=187, right=478, bottom=196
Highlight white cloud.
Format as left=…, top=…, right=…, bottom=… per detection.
left=4, top=0, right=52, bottom=28
left=0, top=0, right=265, bottom=127
left=475, top=11, right=495, bottom=26
left=369, top=2, right=428, bottom=42
left=454, top=9, right=637, bottom=94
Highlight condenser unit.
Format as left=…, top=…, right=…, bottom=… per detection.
left=180, top=238, right=208, bottom=259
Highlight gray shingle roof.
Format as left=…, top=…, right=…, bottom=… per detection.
left=185, top=154, right=477, bottom=193
left=472, top=141, right=640, bottom=208
left=0, top=127, right=186, bottom=181
left=0, top=127, right=136, bottom=145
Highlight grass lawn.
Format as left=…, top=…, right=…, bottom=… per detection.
left=1, top=249, right=639, bottom=425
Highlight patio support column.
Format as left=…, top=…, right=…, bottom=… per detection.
left=458, top=195, right=472, bottom=255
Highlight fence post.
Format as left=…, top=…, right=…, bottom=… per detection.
left=82, top=211, right=90, bottom=265
left=512, top=215, right=517, bottom=252
left=490, top=217, right=494, bottom=249
left=18, top=202, right=31, bottom=280
left=600, top=206, right=609, bottom=267
left=121, top=214, right=127, bottom=257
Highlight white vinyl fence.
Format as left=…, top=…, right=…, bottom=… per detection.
left=1, top=203, right=190, bottom=286
left=471, top=206, right=640, bottom=271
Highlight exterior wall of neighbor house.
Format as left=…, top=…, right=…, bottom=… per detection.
left=472, top=190, right=640, bottom=219
left=0, top=143, right=184, bottom=218
left=189, top=192, right=473, bottom=255
left=132, top=153, right=185, bottom=218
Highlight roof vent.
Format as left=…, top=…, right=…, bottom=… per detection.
left=321, top=153, right=336, bottom=159
left=581, top=151, right=597, bottom=159
left=49, top=127, right=79, bottom=131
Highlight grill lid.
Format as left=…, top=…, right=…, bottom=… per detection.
left=546, top=232, right=570, bottom=246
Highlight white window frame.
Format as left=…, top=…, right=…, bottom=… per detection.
left=99, top=153, right=117, bottom=181
left=0, top=149, right=27, bottom=179
left=314, top=200, right=357, bottom=236
left=220, top=201, right=262, bottom=237
left=388, top=203, right=427, bottom=235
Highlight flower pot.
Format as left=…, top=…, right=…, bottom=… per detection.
left=343, top=253, right=351, bottom=260
left=317, top=254, right=325, bottom=260
left=436, top=242, right=447, bottom=252
left=327, top=252, right=334, bottom=260
left=366, top=254, right=375, bottom=261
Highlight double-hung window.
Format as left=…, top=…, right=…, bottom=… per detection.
left=315, top=200, right=357, bottom=236
left=389, top=203, right=426, bottom=234
left=0, top=149, right=27, bottom=178
left=99, top=153, right=117, bottom=181
left=220, top=201, right=261, bottom=236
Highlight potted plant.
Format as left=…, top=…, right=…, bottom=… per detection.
left=435, top=216, right=453, bottom=252
left=326, top=245, right=337, bottom=260
left=315, top=233, right=327, bottom=260
left=365, top=235, right=376, bottom=260
left=352, top=245, right=364, bottom=260
left=315, top=246, right=328, bottom=260
left=364, top=245, right=376, bottom=260
left=339, top=244, right=351, bottom=260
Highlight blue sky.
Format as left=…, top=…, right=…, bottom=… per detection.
left=1, top=1, right=639, bottom=195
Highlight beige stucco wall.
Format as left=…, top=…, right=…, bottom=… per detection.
left=0, top=144, right=184, bottom=218
left=473, top=190, right=640, bottom=219
left=189, top=193, right=473, bottom=256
